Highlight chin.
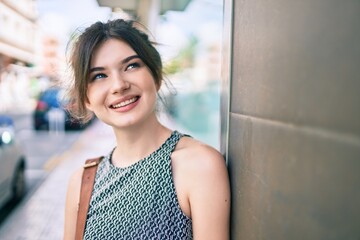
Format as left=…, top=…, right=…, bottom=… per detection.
left=111, top=117, right=141, bottom=129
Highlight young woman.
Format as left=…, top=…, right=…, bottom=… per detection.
left=64, top=19, right=230, bottom=240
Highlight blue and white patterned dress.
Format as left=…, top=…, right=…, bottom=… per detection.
left=83, top=131, right=193, bottom=239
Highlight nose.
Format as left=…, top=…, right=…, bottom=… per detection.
left=110, top=71, right=130, bottom=94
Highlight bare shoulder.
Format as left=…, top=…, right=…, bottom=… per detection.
left=170, top=134, right=229, bottom=203
left=172, top=135, right=230, bottom=239
left=172, top=135, right=227, bottom=174
left=171, top=135, right=229, bottom=194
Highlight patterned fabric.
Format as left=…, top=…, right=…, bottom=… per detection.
left=83, top=131, right=193, bottom=239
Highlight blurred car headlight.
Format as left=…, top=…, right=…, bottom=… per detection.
left=1, top=129, right=14, bottom=145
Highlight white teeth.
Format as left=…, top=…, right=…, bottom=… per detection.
left=112, top=97, right=137, bottom=108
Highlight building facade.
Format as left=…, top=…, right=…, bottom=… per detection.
left=0, top=0, right=38, bottom=69
left=0, top=0, right=39, bottom=112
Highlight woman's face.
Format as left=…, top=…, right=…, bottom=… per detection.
left=85, top=38, right=159, bottom=129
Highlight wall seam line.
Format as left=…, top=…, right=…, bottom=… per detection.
left=230, top=112, right=360, bottom=146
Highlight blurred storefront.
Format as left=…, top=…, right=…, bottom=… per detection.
left=0, top=0, right=39, bottom=112
left=0, top=0, right=38, bottom=68
left=0, top=0, right=64, bottom=113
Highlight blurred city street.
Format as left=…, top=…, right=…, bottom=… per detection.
left=0, top=118, right=116, bottom=239
left=0, top=111, right=82, bottom=227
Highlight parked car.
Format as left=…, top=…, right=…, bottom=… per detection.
left=33, top=87, right=93, bottom=131
left=0, top=115, right=26, bottom=208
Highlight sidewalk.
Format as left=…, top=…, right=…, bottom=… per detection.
left=0, top=114, right=180, bottom=240
left=0, top=120, right=116, bottom=240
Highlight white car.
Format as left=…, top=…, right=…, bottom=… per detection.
left=0, top=116, right=26, bottom=209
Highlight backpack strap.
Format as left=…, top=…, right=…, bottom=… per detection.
left=75, top=157, right=103, bottom=240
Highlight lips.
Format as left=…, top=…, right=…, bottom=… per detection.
left=110, top=96, right=139, bottom=109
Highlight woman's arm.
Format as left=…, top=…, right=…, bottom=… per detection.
left=189, top=146, right=230, bottom=240
left=64, top=168, right=83, bottom=240
left=174, top=138, right=231, bottom=240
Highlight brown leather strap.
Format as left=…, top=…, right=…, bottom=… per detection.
left=75, top=157, right=103, bottom=240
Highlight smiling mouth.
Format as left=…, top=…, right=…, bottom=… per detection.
left=111, top=97, right=139, bottom=109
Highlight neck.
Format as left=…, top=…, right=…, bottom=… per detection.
left=111, top=114, right=172, bottom=167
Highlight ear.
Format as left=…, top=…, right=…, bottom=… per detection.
left=156, top=80, right=162, bottom=91
left=85, top=98, right=93, bottom=111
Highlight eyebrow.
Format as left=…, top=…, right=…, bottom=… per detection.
left=89, top=55, right=140, bottom=73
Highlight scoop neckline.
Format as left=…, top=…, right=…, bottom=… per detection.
left=107, top=130, right=178, bottom=170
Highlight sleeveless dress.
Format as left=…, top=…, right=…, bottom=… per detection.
left=83, top=131, right=193, bottom=239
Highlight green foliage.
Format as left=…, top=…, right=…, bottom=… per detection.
left=163, top=35, right=198, bottom=75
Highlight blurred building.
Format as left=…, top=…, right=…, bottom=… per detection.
left=0, top=0, right=39, bottom=112
left=0, top=0, right=38, bottom=70
left=40, top=35, right=61, bottom=80
left=96, top=0, right=191, bottom=32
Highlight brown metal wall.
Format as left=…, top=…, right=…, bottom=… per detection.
left=225, top=0, right=360, bottom=239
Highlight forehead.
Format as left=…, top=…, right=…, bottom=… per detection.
left=90, top=39, right=136, bottom=67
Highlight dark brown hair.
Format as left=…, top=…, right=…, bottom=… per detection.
left=67, top=19, right=163, bottom=122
